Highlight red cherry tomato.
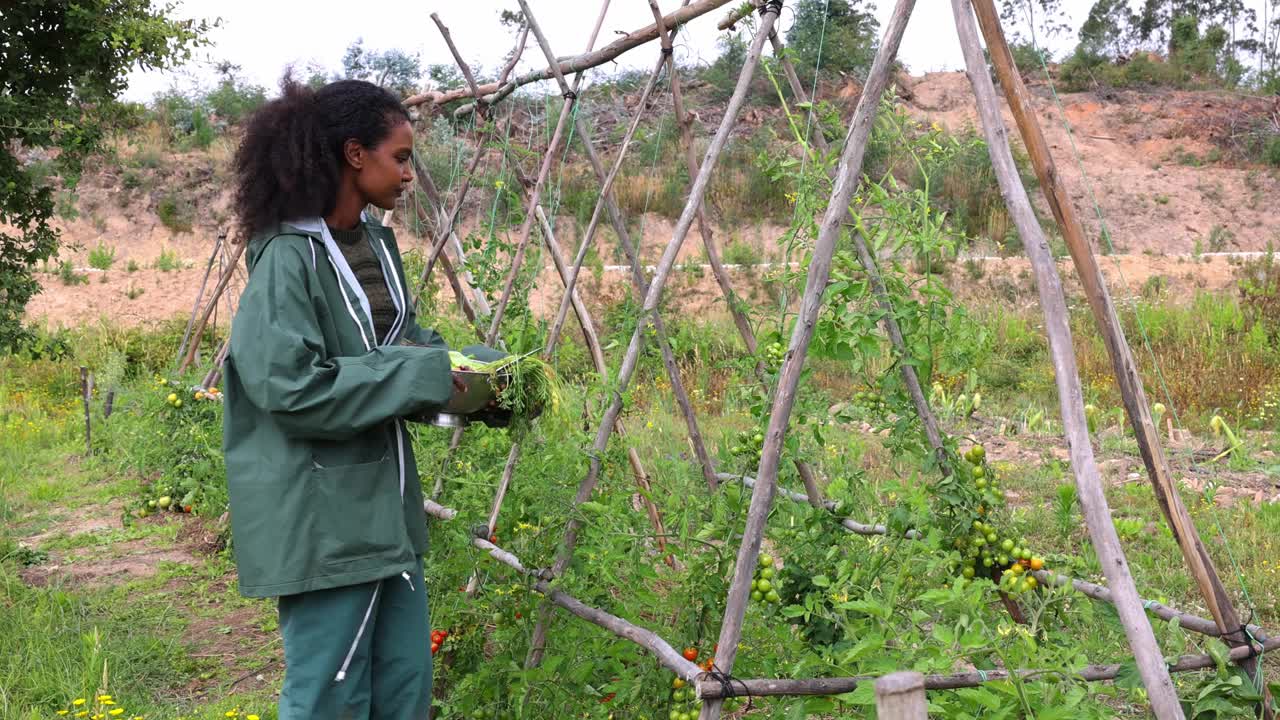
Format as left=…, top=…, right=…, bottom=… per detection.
left=682, top=647, right=699, bottom=662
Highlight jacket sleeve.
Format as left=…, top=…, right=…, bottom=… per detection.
left=230, top=236, right=454, bottom=441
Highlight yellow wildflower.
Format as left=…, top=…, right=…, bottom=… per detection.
left=248, top=716, right=260, bottom=720
left=74, top=700, right=87, bottom=707
left=75, top=713, right=88, bottom=719
left=97, top=696, right=112, bottom=702
left=57, top=712, right=69, bottom=717
left=109, top=711, right=125, bottom=717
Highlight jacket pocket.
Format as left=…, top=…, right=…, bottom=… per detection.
left=311, top=456, right=406, bottom=569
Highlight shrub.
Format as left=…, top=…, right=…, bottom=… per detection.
left=88, top=242, right=116, bottom=271
left=153, top=247, right=182, bottom=272
left=57, top=261, right=87, bottom=286
left=156, top=194, right=193, bottom=233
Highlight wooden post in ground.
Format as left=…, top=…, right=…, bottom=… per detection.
left=875, top=672, right=927, bottom=720
left=648, top=0, right=827, bottom=508
left=969, top=0, right=1267, bottom=702
left=526, top=1, right=786, bottom=671
left=951, top=0, right=1181, bottom=715
left=698, top=3, right=915, bottom=718
left=80, top=367, right=92, bottom=455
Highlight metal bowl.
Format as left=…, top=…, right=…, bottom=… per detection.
left=442, top=369, right=498, bottom=415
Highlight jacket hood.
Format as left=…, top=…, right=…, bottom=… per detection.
left=245, top=214, right=388, bottom=272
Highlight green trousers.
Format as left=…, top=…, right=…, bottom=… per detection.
left=277, top=559, right=432, bottom=720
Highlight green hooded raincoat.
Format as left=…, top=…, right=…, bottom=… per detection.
left=223, top=215, right=453, bottom=598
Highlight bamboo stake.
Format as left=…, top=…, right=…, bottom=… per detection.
left=522, top=15, right=720, bottom=491
left=650, top=0, right=826, bottom=508
left=695, top=635, right=1280, bottom=699
left=405, top=0, right=737, bottom=114
left=176, top=233, right=223, bottom=366
left=179, top=240, right=246, bottom=373
left=969, top=0, right=1265, bottom=701
left=699, top=4, right=914, bottom=718
left=875, top=672, right=927, bottom=720
left=951, top=1, right=1180, bottom=714
left=527, top=3, right=785, bottom=671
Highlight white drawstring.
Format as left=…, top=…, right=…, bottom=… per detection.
left=334, top=583, right=380, bottom=682
left=401, top=570, right=415, bottom=592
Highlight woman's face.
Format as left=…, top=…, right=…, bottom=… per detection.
left=350, top=119, right=415, bottom=211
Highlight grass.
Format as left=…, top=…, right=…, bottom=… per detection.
left=156, top=194, right=194, bottom=234
left=4, top=283, right=1280, bottom=717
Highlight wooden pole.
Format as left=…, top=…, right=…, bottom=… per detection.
left=756, top=21, right=951, bottom=477
left=743, top=468, right=1271, bottom=643
left=526, top=2, right=785, bottom=671
left=699, top=4, right=915, bottom=718
left=465, top=443, right=520, bottom=597
left=969, top=0, right=1265, bottom=700
left=405, top=0, right=737, bottom=114
left=80, top=367, right=92, bottom=455
left=542, top=50, right=665, bottom=357
left=519, top=14, right=720, bottom=491
left=695, top=635, right=1280, bottom=699
left=176, top=233, right=223, bottom=366
left=875, top=672, right=927, bottom=720
left=416, top=19, right=528, bottom=311
left=411, top=154, right=491, bottom=339
left=179, top=240, right=245, bottom=373
left=951, top=1, right=1181, bottom=715
left=485, top=0, right=608, bottom=345
left=649, top=0, right=827, bottom=508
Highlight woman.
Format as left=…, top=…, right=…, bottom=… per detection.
left=224, top=77, right=470, bottom=720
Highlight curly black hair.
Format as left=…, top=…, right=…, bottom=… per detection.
left=232, top=74, right=410, bottom=241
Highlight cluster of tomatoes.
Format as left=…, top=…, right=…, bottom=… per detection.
left=954, top=445, right=1046, bottom=595
left=728, top=428, right=765, bottom=470
left=750, top=553, right=781, bottom=605
left=138, top=489, right=193, bottom=517
left=155, top=377, right=222, bottom=409
left=668, top=675, right=699, bottom=720
left=760, top=340, right=786, bottom=372
left=430, top=628, right=449, bottom=656
left=852, top=389, right=889, bottom=415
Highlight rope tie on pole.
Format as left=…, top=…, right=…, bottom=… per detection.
left=702, top=664, right=752, bottom=706
left=760, top=0, right=783, bottom=15
left=562, top=89, right=578, bottom=100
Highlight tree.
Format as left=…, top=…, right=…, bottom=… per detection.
left=997, top=0, right=1072, bottom=46
left=1079, top=0, right=1139, bottom=56
left=786, top=0, right=879, bottom=86
left=342, top=38, right=423, bottom=97
left=0, top=0, right=208, bottom=351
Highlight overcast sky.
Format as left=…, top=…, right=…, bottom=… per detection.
left=121, top=0, right=1268, bottom=102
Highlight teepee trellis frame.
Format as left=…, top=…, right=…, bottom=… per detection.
left=180, top=1, right=1271, bottom=715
